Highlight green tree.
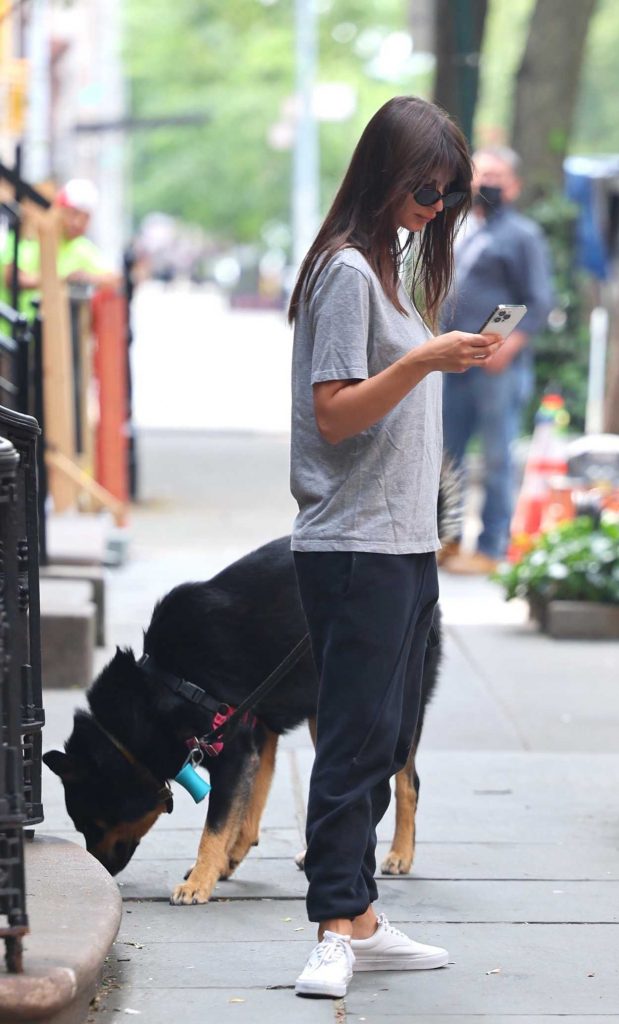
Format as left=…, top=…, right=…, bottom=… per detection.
left=124, top=0, right=432, bottom=245
left=571, top=0, right=619, bottom=154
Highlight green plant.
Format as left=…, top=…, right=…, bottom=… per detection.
left=494, top=515, right=619, bottom=604
left=523, top=192, right=590, bottom=434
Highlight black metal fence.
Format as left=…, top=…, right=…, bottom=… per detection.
left=0, top=406, right=43, bottom=973
left=0, top=299, right=32, bottom=416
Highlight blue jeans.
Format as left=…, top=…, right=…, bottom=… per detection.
left=442, top=356, right=533, bottom=559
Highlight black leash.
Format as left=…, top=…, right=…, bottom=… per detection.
left=137, top=633, right=312, bottom=752
left=92, top=716, right=174, bottom=812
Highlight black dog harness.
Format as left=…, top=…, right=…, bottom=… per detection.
left=136, top=633, right=311, bottom=760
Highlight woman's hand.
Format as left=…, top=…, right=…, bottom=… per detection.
left=483, top=329, right=528, bottom=375
left=312, top=331, right=502, bottom=444
left=418, top=331, right=503, bottom=373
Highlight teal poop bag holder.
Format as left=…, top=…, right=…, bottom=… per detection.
left=175, top=747, right=211, bottom=803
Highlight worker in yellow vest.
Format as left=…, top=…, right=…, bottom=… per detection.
left=1, top=179, right=121, bottom=314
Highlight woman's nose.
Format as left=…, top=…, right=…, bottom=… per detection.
left=432, top=198, right=444, bottom=213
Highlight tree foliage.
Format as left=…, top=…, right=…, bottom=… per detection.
left=475, top=0, right=619, bottom=158
left=123, top=0, right=432, bottom=244
left=570, top=0, right=619, bottom=154
left=124, top=0, right=619, bottom=276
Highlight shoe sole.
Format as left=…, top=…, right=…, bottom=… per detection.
left=295, top=979, right=349, bottom=998
left=353, top=951, right=449, bottom=972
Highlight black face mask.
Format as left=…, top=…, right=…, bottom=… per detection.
left=473, top=185, right=503, bottom=215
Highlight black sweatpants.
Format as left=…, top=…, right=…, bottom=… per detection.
left=293, top=549, right=439, bottom=924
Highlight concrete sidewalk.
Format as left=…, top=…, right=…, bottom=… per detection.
left=40, top=431, right=619, bottom=1023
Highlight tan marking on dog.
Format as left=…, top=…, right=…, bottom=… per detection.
left=93, top=804, right=166, bottom=862
left=381, top=749, right=417, bottom=875
left=171, top=799, right=246, bottom=905
left=307, top=716, right=317, bottom=746
left=224, top=729, right=279, bottom=876
left=293, top=718, right=317, bottom=870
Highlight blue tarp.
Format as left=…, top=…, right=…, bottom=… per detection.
left=564, top=155, right=619, bottom=281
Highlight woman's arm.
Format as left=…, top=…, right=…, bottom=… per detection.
left=314, top=330, right=501, bottom=444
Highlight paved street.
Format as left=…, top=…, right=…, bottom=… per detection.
left=35, top=284, right=619, bottom=1023
left=131, top=282, right=292, bottom=434
left=39, top=418, right=619, bottom=1024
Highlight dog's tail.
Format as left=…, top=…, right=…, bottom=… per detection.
left=437, top=455, right=462, bottom=546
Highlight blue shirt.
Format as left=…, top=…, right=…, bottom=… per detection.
left=440, top=206, right=554, bottom=340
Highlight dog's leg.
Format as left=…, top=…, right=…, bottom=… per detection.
left=221, top=729, right=279, bottom=878
left=380, top=743, right=419, bottom=875
left=171, top=803, right=246, bottom=905
left=294, top=716, right=316, bottom=871
left=170, top=751, right=257, bottom=906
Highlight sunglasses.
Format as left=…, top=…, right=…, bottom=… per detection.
left=412, top=186, right=468, bottom=209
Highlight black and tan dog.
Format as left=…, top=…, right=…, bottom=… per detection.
left=44, top=533, right=446, bottom=906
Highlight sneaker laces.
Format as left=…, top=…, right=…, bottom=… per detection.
left=307, top=934, right=351, bottom=970
left=376, top=913, right=408, bottom=941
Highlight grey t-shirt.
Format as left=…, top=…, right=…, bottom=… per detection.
left=290, top=248, right=442, bottom=553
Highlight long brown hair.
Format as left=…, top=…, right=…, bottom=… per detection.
left=288, top=96, right=472, bottom=329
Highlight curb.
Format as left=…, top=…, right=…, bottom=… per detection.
left=0, top=835, right=122, bottom=1024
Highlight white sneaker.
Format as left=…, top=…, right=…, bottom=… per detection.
left=295, top=930, right=355, bottom=998
left=350, top=913, right=448, bottom=971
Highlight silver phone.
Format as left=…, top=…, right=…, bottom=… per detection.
left=478, top=304, right=527, bottom=340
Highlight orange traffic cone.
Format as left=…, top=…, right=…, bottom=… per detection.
left=508, top=394, right=569, bottom=561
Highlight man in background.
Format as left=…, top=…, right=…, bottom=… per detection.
left=2, top=178, right=120, bottom=312
left=440, top=147, right=554, bottom=574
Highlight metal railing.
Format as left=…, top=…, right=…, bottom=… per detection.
left=0, top=299, right=32, bottom=416
left=0, top=406, right=43, bottom=973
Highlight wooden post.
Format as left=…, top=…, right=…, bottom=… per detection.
left=37, top=207, right=77, bottom=510
left=76, top=296, right=95, bottom=501
left=45, top=449, right=126, bottom=523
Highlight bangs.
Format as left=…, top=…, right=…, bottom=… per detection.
left=428, top=132, right=472, bottom=191
left=402, top=131, right=472, bottom=200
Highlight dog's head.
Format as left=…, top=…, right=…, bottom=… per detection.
left=44, top=726, right=172, bottom=874
left=44, top=651, right=174, bottom=874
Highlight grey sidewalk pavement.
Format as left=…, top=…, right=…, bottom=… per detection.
left=40, top=431, right=619, bottom=1023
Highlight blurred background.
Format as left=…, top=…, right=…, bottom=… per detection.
left=1, top=1, right=619, bottom=1003
left=2, top=0, right=619, bottom=443
left=0, top=0, right=618, bottom=623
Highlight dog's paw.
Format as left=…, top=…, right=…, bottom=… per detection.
left=294, top=849, right=306, bottom=871
left=218, top=858, right=239, bottom=881
left=170, top=879, right=212, bottom=905
left=380, top=850, right=413, bottom=875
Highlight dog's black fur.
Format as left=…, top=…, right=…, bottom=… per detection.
left=44, top=535, right=442, bottom=905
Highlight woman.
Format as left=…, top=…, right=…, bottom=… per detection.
left=289, top=95, right=501, bottom=999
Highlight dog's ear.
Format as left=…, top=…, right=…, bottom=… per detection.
left=43, top=750, right=85, bottom=782
left=113, top=646, right=136, bottom=664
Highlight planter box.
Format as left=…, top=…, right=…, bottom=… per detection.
left=529, top=598, right=619, bottom=639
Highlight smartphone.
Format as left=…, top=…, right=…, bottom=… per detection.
left=478, top=304, right=527, bottom=340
